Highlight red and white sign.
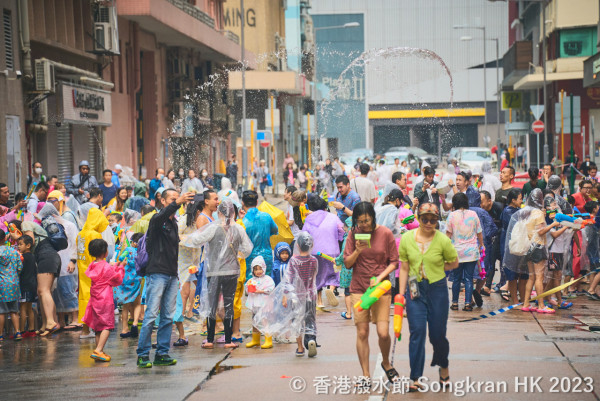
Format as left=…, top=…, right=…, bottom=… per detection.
left=61, top=83, right=112, bottom=126
left=532, top=120, right=544, bottom=133
left=259, top=141, right=270, bottom=148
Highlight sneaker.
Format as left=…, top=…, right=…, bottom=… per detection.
left=153, top=354, right=177, bottom=366
left=307, top=340, right=317, bottom=358
left=295, top=348, right=305, bottom=357
left=137, top=355, right=152, bottom=368
left=120, top=332, right=131, bottom=338
left=79, top=332, right=96, bottom=339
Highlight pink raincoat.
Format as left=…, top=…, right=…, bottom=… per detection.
left=82, top=260, right=124, bottom=331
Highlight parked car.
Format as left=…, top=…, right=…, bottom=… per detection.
left=385, top=146, right=438, bottom=169
left=456, top=147, right=493, bottom=172
left=448, top=147, right=460, bottom=163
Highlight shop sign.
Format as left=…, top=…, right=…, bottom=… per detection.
left=61, top=83, right=112, bottom=126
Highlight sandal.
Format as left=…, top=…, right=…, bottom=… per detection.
left=559, top=300, right=573, bottom=309
left=439, top=368, right=450, bottom=385
left=14, top=332, right=22, bottom=341
left=521, top=306, right=535, bottom=312
left=463, top=304, right=473, bottom=312
left=173, top=338, right=188, bottom=346
left=408, top=380, right=425, bottom=392
left=341, top=311, right=352, bottom=320
left=500, top=290, right=510, bottom=302
left=91, top=351, right=111, bottom=362
left=450, top=303, right=459, bottom=311
left=480, top=288, right=491, bottom=297
left=215, top=335, right=226, bottom=344
left=537, top=306, right=556, bottom=314
left=381, top=363, right=400, bottom=383
left=201, top=340, right=214, bottom=349
left=231, top=336, right=244, bottom=343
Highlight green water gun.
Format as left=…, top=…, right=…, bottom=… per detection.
left=354, top=278, right=392, bottom=312
left=401, top=215, right=415, bottom=225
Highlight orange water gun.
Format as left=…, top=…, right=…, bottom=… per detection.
left=581, top=218, right=596, bottom=229
left=354, top=279, right=392, bottom=312
left=393, top=294, right=406, bottom=341
left=4, top=222, right=22, bottom=237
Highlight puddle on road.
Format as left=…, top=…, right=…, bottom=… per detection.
left=185, top=354, right=246, bottom=399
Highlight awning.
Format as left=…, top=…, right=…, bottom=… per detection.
left=369, top=108, right=485, bottom=119
left=228, top=71, right=311, bottom=96
left=513, top=71, right=584, bottom=90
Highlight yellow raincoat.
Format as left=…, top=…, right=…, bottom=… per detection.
left=233, top=218, right=248, bottom=320
left=130, top=210, right=156, bottom=234
left=76, top=208, right=109, bottom=323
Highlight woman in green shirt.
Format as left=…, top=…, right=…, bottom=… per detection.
left=398, top=202, right=458, bottom=390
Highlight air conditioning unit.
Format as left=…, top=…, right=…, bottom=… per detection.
left=93, top=6, right=120, bottom=54
left=34, top=60, right=55, bottom=93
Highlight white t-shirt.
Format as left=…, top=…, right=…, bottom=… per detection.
left=517, top=146, right=524, bottom=157
left=350, top=176, right=378, bottom=203
left=286, top=205, right=300, bottom=238
left=547, top=227, right=574, bottom=254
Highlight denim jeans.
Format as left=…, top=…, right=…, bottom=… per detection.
left=451, top=261, right=477, bottom=304
left=405, top=278, right=449, bottom=380
left=259, top=181, right=267, bottom=197
left=136, top=274, right=179, bottom=357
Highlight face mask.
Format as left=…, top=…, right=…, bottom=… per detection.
left=202, top=172, right=208, bottom=177
left=35, top=168, right=43, bottom=174
left=158, top=174, right=164, bottom=180
left=179, top=171, right=184, bottom=177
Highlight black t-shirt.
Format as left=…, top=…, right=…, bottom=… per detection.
left=19, top=252, right=37, bottom=293
left=486, top=201, right=504, bottom=229
left=495, top=187, right=513, bottom=206
left=0, top=200, right=14, bottom=209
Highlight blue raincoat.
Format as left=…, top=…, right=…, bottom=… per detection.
left=272, top=242, right=292, bottom=287
left=243, top=207, right=278, bottom=279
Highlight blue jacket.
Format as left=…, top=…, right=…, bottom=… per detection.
left=466, top=186, right=481, bottom=208
left=471, top=207, right=498, bottom=243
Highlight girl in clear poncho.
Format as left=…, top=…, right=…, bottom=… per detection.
left=502, top=188, right=558, bottom=313
left=183, top=198, right=253, bottom=349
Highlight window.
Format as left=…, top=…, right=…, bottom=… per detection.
left=560, top=27, right=598, bottom=58
left=3, top=9, right=13, bottom=70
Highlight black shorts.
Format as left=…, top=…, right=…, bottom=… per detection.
left=20, top=291, right=37, bottom=303
left=36, top=253, right=61, bottom=276
left=548, top=253, right=564, bottom=271
left=527, top=246, right=547, bottom=264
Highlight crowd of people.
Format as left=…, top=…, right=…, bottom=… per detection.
left=1, top=152, right=599, bottom=390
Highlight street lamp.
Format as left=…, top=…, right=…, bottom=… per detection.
left=312, top=22, right=360, bottom=164
left=454, top=25, right=490, bottom=148
left=461, top=35, right=501, bottom=152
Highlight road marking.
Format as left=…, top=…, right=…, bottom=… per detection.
left=368, top=353, right=384, bottom=401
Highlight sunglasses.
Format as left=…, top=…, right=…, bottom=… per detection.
left=420, top=217, right=439, bottom=225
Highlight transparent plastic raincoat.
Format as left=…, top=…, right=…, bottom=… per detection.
left=502, top=188, right=549, bottom=275
left=253, top=232, right=317, bottom=342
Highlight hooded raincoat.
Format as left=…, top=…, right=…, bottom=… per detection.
left=272, top=242, right=292, bottom=286
left=82, top=260, right=124, bottom=331
left=76, top=208, right=109, bottom=323
left=245, top=256, right=276, bottom=313
left=0, top=245, right=22, bottom=302
left=243, top=207, right=278, bottom=278
left=302, top=210, right=344, bottom=289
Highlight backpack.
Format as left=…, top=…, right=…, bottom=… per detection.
left=135, top=232, right=151, bottom=276
left=508, top=219, right=530, bottom=256
left=41, top=216, right=68, bottom=252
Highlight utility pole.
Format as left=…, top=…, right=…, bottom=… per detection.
left=241, top=0, right=247, bottom=189
left=569, top=93, right=575, bottom=194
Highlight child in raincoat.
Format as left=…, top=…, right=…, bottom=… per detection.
left=245, top=256, right=276, bottom=349
left=272, top=242, right=292, bottom=287
left=114, top=233, right=143, bottom=338
left=82, top=239, right=124, bottom=362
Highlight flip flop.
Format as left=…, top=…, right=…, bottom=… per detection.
left=381, top=363, right=400, bottom=383
left=341, top=312, right=352, bottom=320
left=40, top=324, right=60, bottom=337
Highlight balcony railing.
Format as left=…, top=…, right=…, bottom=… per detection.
left=503, top=40, right=532, bottom=79
left=219, top=30, right=240, bottom=45
left=166, top=0, right=215, bottom=29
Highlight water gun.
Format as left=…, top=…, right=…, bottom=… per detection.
left=581, top=218, right=596, bottom=229
left=188, top=265, right=199, bottom=275
left=355, top=233, right=371, bottom=248
left=393, top=294, right=405, bottom=341
left=316, top=252, right=335, bottom=262
left=118, top=250, right=129, bottom=261
left=473, top=177, right=482, bottom=189
left=478, top=246, right=486, bottom=279
left=354, top=279, right=391, bottom=312
left=4, top=222, right=22, bottom=237
left=554, top=213, right=582, bottom=229
left=247, top=279, right=257, bottom=293
left=401, top=215, right=415, bottom=225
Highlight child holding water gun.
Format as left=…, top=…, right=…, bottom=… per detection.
left=115, top=233, right=143, bottom=338
left=82, top=239, right=125, bottom=362
left=283, top=232, right=318, bottom=358
left=245, top=256, right=276, bottom=349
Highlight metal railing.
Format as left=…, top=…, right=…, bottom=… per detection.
left=219, top=30, right=240, bottom=44
left=166, top=0, right=215, bottom=29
